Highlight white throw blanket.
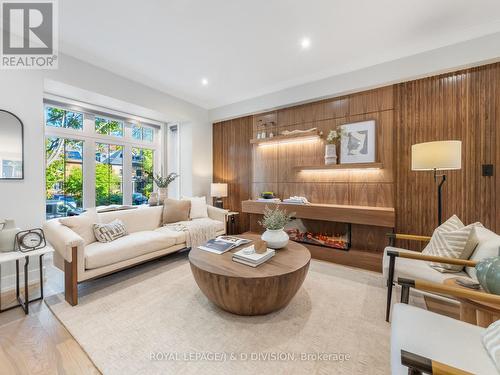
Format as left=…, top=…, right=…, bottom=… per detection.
left=165, top=218, right=219, bottom=249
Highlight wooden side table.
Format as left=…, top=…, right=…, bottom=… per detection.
left=226, top=211, right=239, bottom=235
left=0, top=246, right=54, bottom=314
left=444, top=277, right=500, bottom=327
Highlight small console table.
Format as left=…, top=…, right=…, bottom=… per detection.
left=0, top=246, right=54, bottom=314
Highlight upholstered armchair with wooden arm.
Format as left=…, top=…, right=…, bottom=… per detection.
left=391, top=278, right=500, bottom=375
left=383, top=227, right=500, bottom=321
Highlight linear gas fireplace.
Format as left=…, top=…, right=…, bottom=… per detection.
left=285, top=219, right=351, bottom=250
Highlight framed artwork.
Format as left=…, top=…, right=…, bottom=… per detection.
left=340, top=120, right=376, bottom=164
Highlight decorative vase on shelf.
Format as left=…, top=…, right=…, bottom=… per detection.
left=261, top=228, right=289, bottom=249
left=324, top=144, right=337, bottom=165
left=158, top=188, right=168, bottom=203
left=475, top=256, right=500, bottom=295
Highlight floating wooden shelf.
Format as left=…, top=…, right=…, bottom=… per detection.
left=250, top=129, right=321, bottom=145
left=241, top=200, right=395, bottom=228
left=295, top=162, right=384, bottom=171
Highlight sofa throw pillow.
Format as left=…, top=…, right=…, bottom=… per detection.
left=466, top=227, right=500, bottom=280
left=162, top=198, right=191, bottom=225
left=60, top=209, right=99, bottom=246
left=182, top=196, right=208, bottom=219
left=422, top=215, right=464, bottom=254
left=424, top=222, right=483, bottom=272
left=483, top=319, right=500, bottom=372
left=93, top=219, right=128, bottom=243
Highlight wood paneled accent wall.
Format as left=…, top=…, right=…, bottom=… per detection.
left=395, top=63, right=500, bottom=250
left=213, top=116, right=253, bottom=233
left=213, top=62, right=500, bottom=254
left=250, top=86, right=395, bottom=209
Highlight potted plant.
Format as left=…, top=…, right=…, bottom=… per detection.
left=325, top=128, right=344, bottom=165
left=146, top=172, right=179, bottom=201
left=258, top=206, right=294, bottom=249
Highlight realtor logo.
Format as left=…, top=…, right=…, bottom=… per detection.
left=1, top=0, right=58, bottom=69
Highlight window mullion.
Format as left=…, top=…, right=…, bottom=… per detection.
left=83, top=139, right=95, bottom=209
left=122, top=144, right=133, bottom=205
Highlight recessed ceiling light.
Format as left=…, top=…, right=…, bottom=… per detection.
left=300, top=37, right=311, bottom=49
left=201, top=78, right=208, bottom=86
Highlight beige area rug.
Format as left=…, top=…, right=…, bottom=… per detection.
left=46, top=252, right=423, bottom=375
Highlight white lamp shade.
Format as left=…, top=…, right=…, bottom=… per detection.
left=411, top=141, right=462, bottom=171
left=211, top=183, right=228, bottom=197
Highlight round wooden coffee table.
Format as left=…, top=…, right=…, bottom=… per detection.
left=189, top=234, right=311, bottom=316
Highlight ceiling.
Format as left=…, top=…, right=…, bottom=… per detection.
left=60, top=0, right=500, bottom=109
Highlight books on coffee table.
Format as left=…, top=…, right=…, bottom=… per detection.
left=198, top=236, right=252, bottom=254
left=232, top=247, right=275, bottom=267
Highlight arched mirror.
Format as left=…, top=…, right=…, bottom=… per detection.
left=0, top=110, right=24, bottom=179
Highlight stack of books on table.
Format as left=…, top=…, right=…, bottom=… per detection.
left=256, top=198, right=281, bottom=203
left=232, top=246, right=275, bottom=267
left=198, top=236, right=252, bottom=254
left=282, top=196, right=309, bottom=205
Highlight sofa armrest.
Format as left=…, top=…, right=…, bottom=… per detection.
left=387, top=250, right=478, bottom=267
left=386, top=232, right=431, bottom=246
left=398, top=278, right=500, bottom=306
left=207, top=205, right=228, bottom=223
left=401, top=350, right=472, bottom=375
left=43, top=219, right=84, bottom=262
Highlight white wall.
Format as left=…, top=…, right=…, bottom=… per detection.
left=0, top=54, right=211, bottom=289
left=209, top=32, right=500, bottom=122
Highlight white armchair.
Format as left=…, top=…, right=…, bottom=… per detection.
left=383, top=227, right=500, bottom=321
left=391, top=278, right=500, bottom=375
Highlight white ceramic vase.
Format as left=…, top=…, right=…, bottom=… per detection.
left=261, top=228, right=289, bottom=249
left=324, top=144, right=337, bottom=165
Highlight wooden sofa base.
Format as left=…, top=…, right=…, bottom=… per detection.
left=63, top=246, right=190, bottom=306
left=64, top=247, right=78, bottom=306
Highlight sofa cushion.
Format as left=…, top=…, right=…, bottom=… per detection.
left=161, top=199, right=190, bottom=225
left=60, top=209, right=99, bottom=246
left=154, top=226, right=187, bottom=245
left=182, top=196, right=208, bottom=219
left=383, top=247, right=468, bottom=283
left=85, top=230, right=176, bottom=269
left=483, top=320, right=500, bottom=372
left=93, top=219, right=128, bottom=243
left=391, top=303, right=494, bottom=375
left=466, top=227, right=500, bottom=280
left=98, top=206, right=162, bottom=233
left=423, top=222, right=482, bottom=272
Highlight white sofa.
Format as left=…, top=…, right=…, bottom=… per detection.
left=391, top=303, right=496, bottom=375
left=44, top=205, right=227, bottom=305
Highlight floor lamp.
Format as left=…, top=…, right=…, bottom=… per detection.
left=411, top=141, right=462, bottom=225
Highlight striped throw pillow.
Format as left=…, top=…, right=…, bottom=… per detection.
left=93, top=219, right=128, bottom=243
left=423, top=221, right=483, bottom=272
left=483, top=320, right=500, bottom=371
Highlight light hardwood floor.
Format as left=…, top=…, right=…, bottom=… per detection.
left=0, top=255, right=100, bottom=374
left=0, top=252, right=459, bottom=375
